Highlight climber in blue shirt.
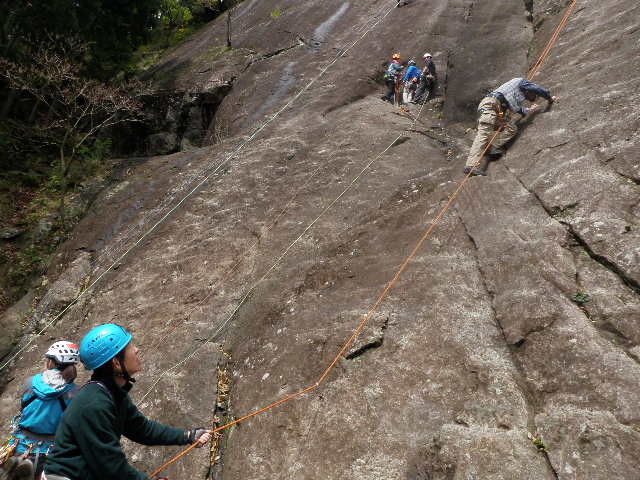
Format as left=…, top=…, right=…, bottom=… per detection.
left=402, top=59, right=421, bottom=103
left=3, top=341, right=79, bottom=479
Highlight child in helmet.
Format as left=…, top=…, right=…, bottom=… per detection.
left=2, top=341, right=79, bottom=480
left=381, top=53, right=404, bottom=104
left=44, top=324, right=211, bottom=480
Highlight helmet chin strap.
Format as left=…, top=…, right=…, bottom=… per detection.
left=114, top=356, right=136, bottom=383
left=114, top=369, right=136, bottom=383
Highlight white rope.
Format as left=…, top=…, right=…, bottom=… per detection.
left=139, top=97, right=432, bottom=403
left=0, top=1, right=399, bottom=373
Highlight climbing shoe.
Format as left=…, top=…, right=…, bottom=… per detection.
left=463, top=166, right=487, bottom=177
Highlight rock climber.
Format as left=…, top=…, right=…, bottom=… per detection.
left=463, top=77, right=558, bottom=176
left=413, top=52, right=437, bottom=104
left=381, top=53, right=404, bottom=104
left=1, top=341, right=79, bottom=480
left=402, top=59, right=421, bottom=104
left=43, top=324, right=212, bottom=480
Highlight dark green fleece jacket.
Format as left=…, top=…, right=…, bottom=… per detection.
left=44, top=379, right=189, bottom=479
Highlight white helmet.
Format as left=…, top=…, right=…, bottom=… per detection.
left=423, top=52, right=432, bottom=58
left=46, top=341, right=80, bottom=366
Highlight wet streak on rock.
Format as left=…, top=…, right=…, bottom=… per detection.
left=311, top=2, right=350, bottom=49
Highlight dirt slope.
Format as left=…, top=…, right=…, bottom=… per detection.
left=1, top=0, right=639, bottom=479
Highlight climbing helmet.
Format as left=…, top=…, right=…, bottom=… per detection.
left=46, top=341, right=80, bottom=366
left=392, top=53, right=401, bottom=60
left=79, top=324, right=132, bottom=370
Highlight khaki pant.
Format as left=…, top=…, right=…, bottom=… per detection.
left=465, top=96, right=518, bottom=168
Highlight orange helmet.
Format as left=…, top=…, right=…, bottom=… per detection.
left=392, top=53, right=401, bottom=60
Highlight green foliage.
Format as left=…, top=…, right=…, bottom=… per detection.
left=528, top=432, right=548, bottom=452
left=160, top=0, right=194, bottom=28
left=1, top=0, right=163, bottom=79
left=128, top=24, right=202, bottom=74
left=270, top=6, right=283, bottom=18
left=66, top=138, right=112, bottom=187
left=7, top=245, right=49, bottom=291
left=532, top=436, right=547, bottom=451
left=571, top=291, right=590, bottom=304
left=1, top=0, right=244, bottom=78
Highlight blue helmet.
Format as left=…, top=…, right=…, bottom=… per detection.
left=79, top=324, right=132, bottom=370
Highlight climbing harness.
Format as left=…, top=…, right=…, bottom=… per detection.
left=0, top=436, right=18, bottom=467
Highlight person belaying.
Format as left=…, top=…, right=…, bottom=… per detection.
left=464, top=77, right=558, bottom=176
left=43, top=324, right=212, bottom=480
left=381, top=53, right=404, bottom=104
left=402, top=59, right=421, bottom=104
left=413, top=52, right=437, bottom=104
left=1, top=341, right=79, bottom=480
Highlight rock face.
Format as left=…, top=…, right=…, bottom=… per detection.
left=1, top=0, right=639, bottom=479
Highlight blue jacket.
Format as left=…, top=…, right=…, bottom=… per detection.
left=13, top=372, right=76, bottom=454
left=403, top=65, right=421, bottom=83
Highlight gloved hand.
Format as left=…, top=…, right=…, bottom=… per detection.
left=186, top=428, right=212, bottom=446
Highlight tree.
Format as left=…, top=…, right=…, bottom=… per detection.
left=0, top=0, right=163, bottom=79
left=160, top=0, right=194, bottom=29
left=0, top=40, right=147, bottom=226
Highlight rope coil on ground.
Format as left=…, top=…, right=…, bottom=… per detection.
left=148, top=1, right=579, bottom=476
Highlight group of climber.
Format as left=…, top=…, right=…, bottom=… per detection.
left=381, top=52, right=436, bottom=106
left=1, top=324, right=212, bottom=480
left=381, top=51, right=558, bottom=177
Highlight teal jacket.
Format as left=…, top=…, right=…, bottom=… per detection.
left=13, top=372, right=76, bottom=454
left=45, top=379, right=189, bottom=480
left=19, top=373, right=75, bottom=434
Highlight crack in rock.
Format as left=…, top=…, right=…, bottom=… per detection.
left=503, top=163, right=640, bottom=298
left=563, top=222, right=640, bottom=297
left=241, top=41, right=305, bottom=73
left=533, top=140, right=570, bottom=155
left=459, top=214, right=559, bottom=480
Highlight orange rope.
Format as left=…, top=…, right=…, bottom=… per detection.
left=149, top=385, right=318, bottom=477
left=150, top=1, right=577, bottom=476
left=528, top=1, right=578, bottom=79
